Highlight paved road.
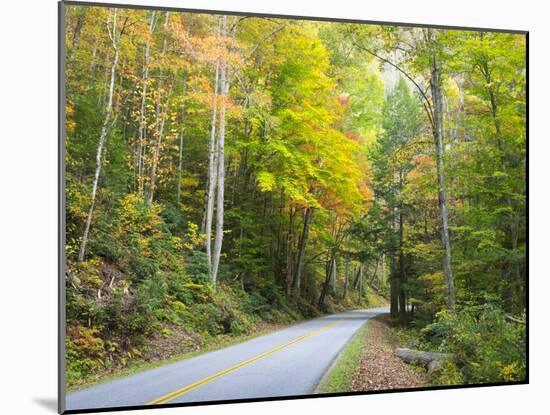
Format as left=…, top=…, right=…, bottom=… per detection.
left=66, top=306, right=389, bottom=411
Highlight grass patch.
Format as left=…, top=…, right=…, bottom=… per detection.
left=317, top=319, right=371, bottom=393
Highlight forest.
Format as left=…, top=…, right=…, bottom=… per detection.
left=64, top=4, right=527, bottom=389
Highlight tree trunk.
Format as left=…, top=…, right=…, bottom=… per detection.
left=68, top=7, right=86, bottom=63
left=176, top=69, right=188, bottom=204
left=78, top=9, right=119, bottom=262
left=285, top=208, right=294, bottom=295
left=136, top=11, right=156, bottom=195
left=318, top=252, right=336, bottom=308
left=330, top=257, right=337, bottom=292
left=369, top=256, right=380, bottom=290
left=358, top=262, right=365, bottom=300
left=398, top=199, right=406, bottom=320
left=147, top=12, right=171, bottom=205
left=292, top=207, right=313, bottom=295
left=395, top=348, right=457, bottom=374
left=379, top=253, right=386, bottom=287
left=429, top=29, right=456, bottom=308
left=237, top=225, right=245, bottom=290
left=211, top=15, right=229, bottom=287
left=343, top=255, right=350, bottom=300
left=205, top=55, right=220, bottom=272
left=390, top=254, right=399, bottom=317
left=147, top=82, right=172, bottom=204
left=328, top=215, right=338, bottom=293
left=352, top=263, right=360, bottom=290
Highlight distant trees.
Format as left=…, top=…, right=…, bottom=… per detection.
left=364, top=78, right=422, bottom=317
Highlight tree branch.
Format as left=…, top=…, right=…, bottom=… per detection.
left=247, top=24, right=289, bottom=59
left=352, top=40, right=435, bottom=130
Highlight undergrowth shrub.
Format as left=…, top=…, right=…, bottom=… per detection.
left=66, top=326, right=105, bottom=384
left=422, top=302, right=526, bottom=383
left=430, top=361, right=464, bottom=386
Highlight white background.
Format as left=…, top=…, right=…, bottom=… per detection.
left=0, top=0, right=545, bottom=414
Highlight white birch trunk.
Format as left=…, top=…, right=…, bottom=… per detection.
left=205, top=60, right=220, bottom=272
left=211, top=15, right=228, bottom=287
left=78, top=9, right=119, bottom=262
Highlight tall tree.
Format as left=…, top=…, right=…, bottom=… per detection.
left=211, top=15, right=229, bottom=287
left=147, top=12, right=172, bottom=205
left=205, top=21, right=221, bottom=274
left=136, top=10, right=157, bottom=195
left=350, top=27, right=457, bottom=307
left=426, top=28, right=456, bottom=307
left=78, top=8, right=123, bottom=262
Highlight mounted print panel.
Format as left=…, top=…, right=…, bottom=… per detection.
left=59, top=1, right=528, bottom=413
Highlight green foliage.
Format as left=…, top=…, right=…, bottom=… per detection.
left=185, top=251, right=210, bottom=285
left=88, top=230, right=123, bottom=262
left=66, top=326, right=105, bottom=384
left=430, top=361, right=464, bottom=386
left=423, top=303, right=526, bottom=383
left=178, top=303, right=224, bottom=336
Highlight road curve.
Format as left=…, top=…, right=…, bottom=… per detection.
left=66, top=306, right=389, bottom=411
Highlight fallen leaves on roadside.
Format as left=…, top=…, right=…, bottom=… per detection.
left=350, top=317, right=428, bottom=391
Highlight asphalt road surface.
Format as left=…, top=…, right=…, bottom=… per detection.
left=66, top=306, right=389, bottom=411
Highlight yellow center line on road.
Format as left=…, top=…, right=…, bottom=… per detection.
left=146, top=317, right=348, bottom=405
